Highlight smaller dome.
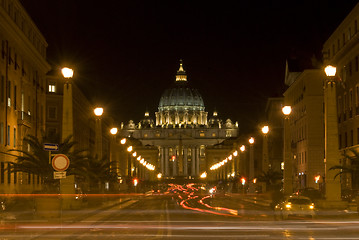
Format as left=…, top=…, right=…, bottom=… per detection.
left=139, top=111, right=154, bottom=128
left=208, top=111, right=222, bottom=128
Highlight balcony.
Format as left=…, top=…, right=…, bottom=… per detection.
left=17, top=111, right=32, bottom=128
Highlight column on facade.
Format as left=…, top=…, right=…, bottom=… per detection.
left=164, top=147, right=169, bottom=176
left=160, top=147, right=164, bottom=174
left=183, top=147, right=188, bottom=176
left=191, top=146, right=196, bottom=177
left=196, top=146, right=200, bottom=175
left=173, top=149, right=177, bottom=176
left=175, top=111, right=179, bottom=124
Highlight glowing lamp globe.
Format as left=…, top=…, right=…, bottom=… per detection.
left=94, top=107, right=103, bottom=116
left=325, top=65, right=336, bottom=77
left=282, top=106, right=292, bottom=116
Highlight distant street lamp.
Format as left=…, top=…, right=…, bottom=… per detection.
left=324, top=65, right=342, bottom=203
left=94, top=107, right=104, bottom=159
left=109, top=127, right=118, bottom=176
left=248, top=137, right=255, bottom=180
left=110, top=127, right=118, bottom=135
left=261, top=125, right=270, bottom=173
left=282, top=105, right=292, bottom=196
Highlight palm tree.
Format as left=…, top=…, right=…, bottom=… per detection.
left=257, top=169, right=283, bottom=191
left=84, top=155, right=119, bottom=193
left=329, top=148, right=359, bottom=190
left=3, top=134, right=88, bottom=192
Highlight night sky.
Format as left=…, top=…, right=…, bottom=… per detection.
left=20, top=0, right=358, bottom=133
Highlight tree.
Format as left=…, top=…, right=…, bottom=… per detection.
left=330, top=148, right=359, bottom=189
left=3, top=134, right=88, bottom=192
left=257, top=169, right=283, bottom=191
left=84, top=155, right=119, bottom=193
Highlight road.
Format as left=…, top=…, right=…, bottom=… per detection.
left=1, top=185, right=359, bottom=239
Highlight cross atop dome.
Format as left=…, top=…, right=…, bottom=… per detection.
left=176, top=59, right=187, bottom=82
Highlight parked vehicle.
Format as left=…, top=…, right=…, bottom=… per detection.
left=274, top=195, right=315, bottom=219
left=296, top=187, right=323, bottom=201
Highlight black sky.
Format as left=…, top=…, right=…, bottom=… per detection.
left=20, top=0, right=358, bottom=133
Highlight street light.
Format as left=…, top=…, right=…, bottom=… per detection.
left=94, top=107, right=104, bottom=159
left=282, top=105, right=292, bottom=196
left=110, top=127, right=118, bottom=135
left=61, top=67, right=74, bottom=142
left=61, top=67, right=74, bottom=79
left=261, top=125, right=270, bottom=173
left=323, top=65, right=342, bottom=203
left=94, top=107, right=104, bottom=117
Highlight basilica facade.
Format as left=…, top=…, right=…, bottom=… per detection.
left=119, top=61, right=238, bottom=179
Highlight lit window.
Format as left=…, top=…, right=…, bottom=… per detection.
left=200, top=131, right=205, bottom=137
left=48, top=84, right=56, bottom=93
left=212, top=133, right=216, bottom=137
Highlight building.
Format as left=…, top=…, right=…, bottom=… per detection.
left=119, top=61, right=239, bottom=180
left=283, top=61, right=325, bottom=190
left=322, top=3, right=359, bottom=191
left=0, top=0, right=50, bottom=194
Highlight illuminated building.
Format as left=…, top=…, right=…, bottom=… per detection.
left=283, top=63, right=325, bottom=190
left=119, top=61, right=239, bottom=179
left=0, top=0, right=50, bottom=193
left=323, top=3, right=359, bottom=193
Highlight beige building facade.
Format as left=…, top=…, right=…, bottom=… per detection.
left=323, top=3, right=359, bottom=191
left=283, top=67, right=325, bottom=190
left=0, top=0, right=50, bottom=194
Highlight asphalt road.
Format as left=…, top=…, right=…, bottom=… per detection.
left=1, top=187, right=359, bottom=239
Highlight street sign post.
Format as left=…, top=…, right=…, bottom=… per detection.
left=44, top=143, right=59, bottom=164
left=44, top=143, right=59, bottom=151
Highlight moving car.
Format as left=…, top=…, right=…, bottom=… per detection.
left=274, top=195, right=315, bottom=219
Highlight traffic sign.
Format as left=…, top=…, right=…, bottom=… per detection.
left=52, top=154, right=70, bottom=171
left=44, top=143, right=59, bottom=151
left=54, top=171, right=66, bottom=179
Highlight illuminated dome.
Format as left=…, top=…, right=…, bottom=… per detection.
left=156, top=61, right=208, bottom=126
left=159, top=61, right=204, bottom=112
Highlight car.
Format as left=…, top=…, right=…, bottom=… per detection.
left=274, top=195, right=315, bottom=219
left=296, top=187, right=323, bottom=201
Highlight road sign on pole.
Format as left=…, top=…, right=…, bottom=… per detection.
left=44, top=143, right=59, bottom=151
left=54, top=171, right=66, bottom=179
left=52, top=154, right=70, bottom=172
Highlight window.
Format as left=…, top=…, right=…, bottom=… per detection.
left=7, top=81, right=11, bottom=107
left=356, top=56, right=359, bottom=72
left=1, top=76, right=4, bottom=103
left=13, top=127, right=16, bottom=147
left=48, top=83, right=56, bottom=93
left=0, top=162, right=4, bottom=184
left=351, top=130, right=354, bottom=146
left=7, top=163, right=11, bottom=184
left=349, top=61, right=352, bottom=76
left=200, top=131, right=205, bottom=137
left=14, top=85, right=16, bottom=110
left=48, top=106, right=57, bottom=120
left=0, top=122, right=3, bottom=144
left=7, top=125, right=10, bottom=146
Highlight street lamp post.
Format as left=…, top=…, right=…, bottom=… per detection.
left=248, top=137, right=255, bottom=193
left=324, top=65, right=342, bottom=203
left=282, top=105, right=292, bottom=196
left=110, top=127, right=118, bottom=176
left=94, top=107, right=104, bottom=160
left=261, top=125, right=269, bottom=173
left=61, top=67, right=74, bottom=142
